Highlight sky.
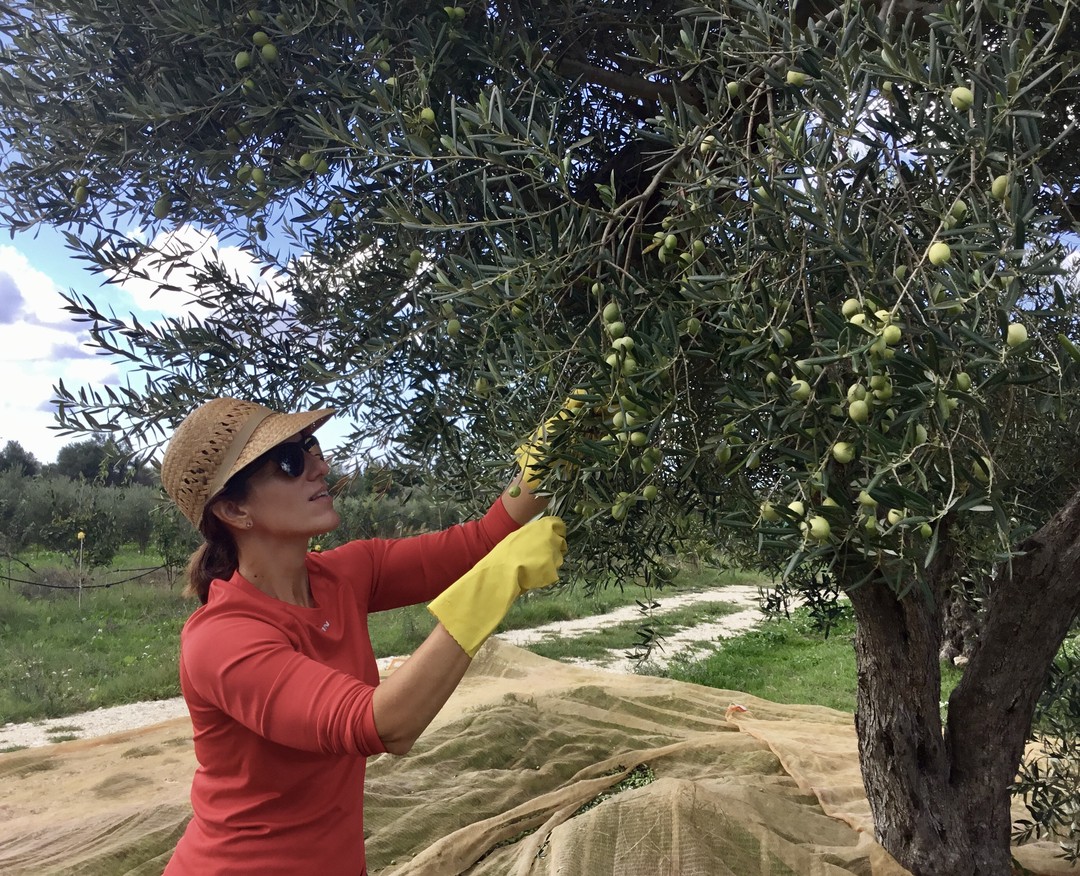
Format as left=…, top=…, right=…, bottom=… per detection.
left=0, top=227, right=116, bottom=465
left=0, top=222, right=349, bottom=466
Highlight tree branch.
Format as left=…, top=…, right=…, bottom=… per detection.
left=554, top=56, right=702, bottom=109
left=945, top=482, right=1080, bottom=801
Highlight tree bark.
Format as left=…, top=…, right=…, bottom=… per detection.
left=848, top=580, right=998, bottom=874
left=938, top=586, right=978, bottom=664
left=846, top=484, right=1080, bottom=875
left=943, top=485, right=1080, bottom=872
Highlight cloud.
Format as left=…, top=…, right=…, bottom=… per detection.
left=0, top=323, right=75, bottom=364
left=0, top=271, right=23, bottom=323
left=0, top=339, right=119, bottom=464
left=48, top=340, right=98, bottom=361
left=0, top=244, right=122, bottom=462
left=0, top=225, right=299, bottom=463
left=109, top=223, right=285, bottom=317
left=0, top=245, right=91, bottom=338
left=0, top=249, right=97, bottom=367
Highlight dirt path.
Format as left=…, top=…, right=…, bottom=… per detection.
left=0, top=585, right=766, bottom=749
left=499, top=583, right=766, bottom=674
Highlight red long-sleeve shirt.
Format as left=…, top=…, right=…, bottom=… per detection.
left=163, top=498, right=520, bottom=876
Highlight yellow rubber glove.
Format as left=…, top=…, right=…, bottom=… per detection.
left=428, top=517, right=568, bottom=657
left=514, top=396, right=587, bottom=488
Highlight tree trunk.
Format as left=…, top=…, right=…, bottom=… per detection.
left=848, top=581, right=1008, bottom=874
left=846, top=484, right=1080, bottom=875
left=943, top=485, right=1080, bottom=871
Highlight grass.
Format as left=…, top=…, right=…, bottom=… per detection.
left=0, top=579, right=190, bottom=724
left=3, top=551, right=970, bottom=729
left=1, top=557, right=758, bottom=725
left=11, top=546, right=165, bottom=571
left=665, top=609, right=965, bottom=714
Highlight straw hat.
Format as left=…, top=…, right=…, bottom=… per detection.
left=161, top=397, right=335, bottom=528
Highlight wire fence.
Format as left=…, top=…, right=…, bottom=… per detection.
left=0, top=554, right=172, bottom=592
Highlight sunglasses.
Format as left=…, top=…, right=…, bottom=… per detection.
left=268, top=435, right=323, bottom=477
left=235, top=434, right=323, bottom=483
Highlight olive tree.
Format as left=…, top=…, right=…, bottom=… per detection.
left=0, top=440, right=39, bottom=477
left=2, top=0, right=1080, bottom=871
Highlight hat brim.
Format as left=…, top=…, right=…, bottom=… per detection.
left=210, top=407, right=335, bottom=500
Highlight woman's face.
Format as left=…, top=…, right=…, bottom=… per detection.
left=233, top=432, right=340, bottom=539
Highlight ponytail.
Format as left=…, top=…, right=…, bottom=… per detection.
left=184, top=526, right=239, bottom=604
left=183, top=479, right=249, bottom=604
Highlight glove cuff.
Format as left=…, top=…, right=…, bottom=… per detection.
left=428, top=578, right=517, bottom=658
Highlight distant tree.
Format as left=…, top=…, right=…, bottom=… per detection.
left=324, top=468, right=462, bottom=544
left=30, top=478, right=123, bottom=568
left=0, top=440, right=39, bottom=477
left=51, top=436, right=145, bottom=486
left=111, top=484, right=159, bottom=552
left=51, top=437, right=110, bottom=482
left=151, top=500, right=201, bottom=587
left=0, top=468, right=34, bottom=554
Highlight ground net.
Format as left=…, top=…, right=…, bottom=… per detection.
left=0, top=639, right=1071, bottom=875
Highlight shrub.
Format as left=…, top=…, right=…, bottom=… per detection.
left=32, top=478, right=123, bottom=568
left=151, top=501, right=201, bottom=587
left=1013, top=633, right=1080, bottom=862
left=110, top=485, right=159, bottom=553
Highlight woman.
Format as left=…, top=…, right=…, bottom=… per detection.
left=159, top=396, right=567, bottom=875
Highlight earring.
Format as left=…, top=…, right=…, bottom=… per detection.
left=246, top=521, right=253, bottom=529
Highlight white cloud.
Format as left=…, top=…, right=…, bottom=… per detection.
left=0, top=245, right=122, bottom=463
left=109, top=223, right=285, bottom=317
left=0, top=338, right=117, bottom=449
left=0, top=245, right=77, bottom=327
left=0, top=227, right=334, bottom=464
left=0, top=322, right=85, bottom=365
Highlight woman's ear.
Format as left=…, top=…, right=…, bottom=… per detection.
left=210, top=498, right=251, bottom=532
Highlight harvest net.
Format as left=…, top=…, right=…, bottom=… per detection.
left=0, top=639, right=1070, bottom=875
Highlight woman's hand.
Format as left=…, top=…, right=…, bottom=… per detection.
left=503, top=395, right=590, bottom=523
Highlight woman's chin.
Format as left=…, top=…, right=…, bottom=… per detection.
left=317, top=509, right=342, bottom=532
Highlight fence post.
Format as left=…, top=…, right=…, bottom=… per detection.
left=77, top=530, right=85, bottom=610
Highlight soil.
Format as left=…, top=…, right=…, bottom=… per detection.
left=0, top=584, right=766, bottom=750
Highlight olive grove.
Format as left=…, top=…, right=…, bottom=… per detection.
left=1, top=0, right=1080, bottom=872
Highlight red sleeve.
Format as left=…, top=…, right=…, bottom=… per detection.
left=182, top=613, right=387, bottom=757
left=365, top=496, right=521, bottom=612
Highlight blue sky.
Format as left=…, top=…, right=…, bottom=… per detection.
left=0, top=222, right=352, bottom=465
left=0, top=226, right=113, bottom=464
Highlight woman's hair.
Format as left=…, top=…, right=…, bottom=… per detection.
left=184, top=474, right=254, bottom=604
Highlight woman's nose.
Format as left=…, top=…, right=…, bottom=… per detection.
left=307, top=449, right=331, bottom=477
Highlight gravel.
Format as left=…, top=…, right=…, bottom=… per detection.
left=1, top=697, right=191, bottom=750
